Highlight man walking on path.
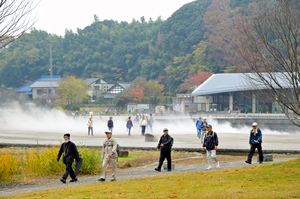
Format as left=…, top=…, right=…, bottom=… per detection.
left=126, top=116, right=133, bottom=136
left=107, top=117, right=114, bottom=132
left=155, top=128, right=174, bottom=172
left=57, top=133, right=80, bottom=183
left=202, top=124, right=220, bottom=170
left=140, top=115, right=147, bottom=136
left=99, top=130, right=118, bottom=182
left=195, top=117, right=202, bottom=139
left=245, top=122, right=264, bottom=164
left=87, top=117, right=93, bottom=136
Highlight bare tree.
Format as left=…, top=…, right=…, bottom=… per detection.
left=0, top=0, right=37, bottom=49
left=236, top=0, right=300, bottom=126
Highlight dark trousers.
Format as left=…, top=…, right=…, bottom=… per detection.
left=157, top=151, right=172, bottom=170
left=247, top=144, right=264, bottom=163
left=88, top=127, right=93, bottom=135
left=141, top=126, right=146, bottom=135
left=62, top=162, right=76, bottom=180
left=128, top=127, right=132, bottom=135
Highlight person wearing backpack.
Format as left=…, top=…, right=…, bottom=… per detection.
left=155, top=128, right=174, bottom=172
left=202, top=124, right=220, bottom=170
left=98, top=130, right=118, bottom=182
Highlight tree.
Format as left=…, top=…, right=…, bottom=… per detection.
left=56, top=76, right=89, bottom=105
left=237, top=0, right=300, bottom=126
left=0, top=0, right=37, bottom=49
left=179, top=71, right=213, bottom=93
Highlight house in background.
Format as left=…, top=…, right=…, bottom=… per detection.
left=16, top=76, right=61, bottom=100
left=104, top=82, right=130, bottom=104
left=84, top=78, right=113, bottom=101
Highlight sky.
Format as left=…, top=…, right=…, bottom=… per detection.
left=31, top=0, right=194, bottom=36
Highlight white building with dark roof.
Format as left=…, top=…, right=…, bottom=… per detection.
left=191, top=73, right=292, bottom=113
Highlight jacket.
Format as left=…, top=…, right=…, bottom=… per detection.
left=157, top=134, right=173, bottom=152
left=102, top=138, right=118, bottom=159
left=126, top=120, right=133, bottom=129
left=203, top=131, right=219, bottom=150
left=196, top=120, right=202, bottom=130
left=249, top=128, right=262, bottom=145
left=201, top=121, right=208, bottom=131
left=107, top=120, right=114, bottom=128
left=57, top=141, right=80, bottom=164
left=140, top=118, right=147, bottom=126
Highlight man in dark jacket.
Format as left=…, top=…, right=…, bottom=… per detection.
left=245, top=122, right=264, bottom=164
left=57, top=133, right=80, bottom=183
left=202, top=124, right=220, bottom=170
left=107, top=116, right=114, bottom=132
left=155, top=128, right=173, bottom=172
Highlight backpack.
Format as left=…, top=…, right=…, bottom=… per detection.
left=116, top=144, right=120, bottom=156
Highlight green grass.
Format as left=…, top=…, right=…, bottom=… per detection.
left=3, top=158, right=300, bottom=199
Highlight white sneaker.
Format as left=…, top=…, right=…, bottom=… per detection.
left=216, top=162, right=220, bottom=168
left=206, top=165, right=212, bottom=170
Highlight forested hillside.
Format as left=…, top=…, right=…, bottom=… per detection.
left=0, top=0, right=253, bottom=94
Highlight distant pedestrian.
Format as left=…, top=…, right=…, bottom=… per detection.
left=155, top=128, right=174, bottom=172
left=195, top=117, right=202, bottom=139
left=107, top=116, right=114, bottom=132
left=200, top=117, right=208, bottom=143
left=98, top=130, right=118, bottom=182
left=202, top=124, right=220, bottom=170
left=57, top=133, right=80, bottom=183
left=148, top=114, right=154, bottom=133
left=140, top=115, right=147, bottom=136
left=245, top=122, right=264, bottom=164
left=87, top=117, right=93, bottom=136
left=126, top=116, right=134, bottom=136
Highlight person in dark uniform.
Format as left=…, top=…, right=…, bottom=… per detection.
left=155, top=128, right=174, bottom=172
left=57, top=133, right=80, bottom=183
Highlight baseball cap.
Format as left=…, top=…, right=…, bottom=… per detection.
left=252, top=122, right=258, bottom=126
left=207, top=124, right=212, bottom=128
left=163, top=128, right=168, bottom=132
left=105, top=130, right=112, bottom=134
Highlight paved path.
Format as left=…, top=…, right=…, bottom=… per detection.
left=0, top=155, right=296, bottom=197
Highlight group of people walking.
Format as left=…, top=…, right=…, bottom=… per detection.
left=86, top=114, right=154, bottom=137
left=57, top=129, right=119, bottom=183
left=56, top=116, right=264, bottom=184
left=196, top=117, right=264, bottom=170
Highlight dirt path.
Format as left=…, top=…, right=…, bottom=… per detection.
left=0, top=156, right=296, bottom=197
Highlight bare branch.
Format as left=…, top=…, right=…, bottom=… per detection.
left=0, top=0, right=37, bottom=48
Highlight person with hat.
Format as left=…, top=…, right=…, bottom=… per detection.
left=202, top=124, right=220, bottom=170
left=155, top=128, right=174, bottom=172
left=57, top=133, right=80, bottom=183
left=245, top=122, right=264, bottom=164
left=98, top=130, right=118, bottom=182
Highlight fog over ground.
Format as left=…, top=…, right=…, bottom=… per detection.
left=0, top=103, right=288, bottom=136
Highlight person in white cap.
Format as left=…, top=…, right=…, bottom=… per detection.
left=245, top=122, right=264, bottom=164
left=98, top=130, right=118, bottom=182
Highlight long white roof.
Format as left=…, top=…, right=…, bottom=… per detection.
left=191, top=73, right=293, bottom=96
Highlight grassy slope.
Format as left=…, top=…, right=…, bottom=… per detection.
left=3, top=158, right=300, bottom=199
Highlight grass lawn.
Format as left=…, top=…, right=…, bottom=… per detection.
left=2, top=158, right=300, bottom=199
